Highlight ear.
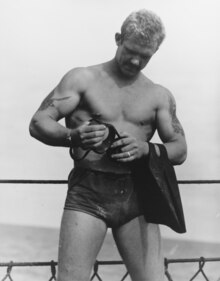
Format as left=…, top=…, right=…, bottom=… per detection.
left=115, top=33, right=122, bottom=46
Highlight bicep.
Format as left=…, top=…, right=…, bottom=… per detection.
left=156, top=93, right=185, bottom=143
left=35, top=74, right=81, bottom=121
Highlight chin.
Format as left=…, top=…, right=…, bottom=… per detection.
left=121, top=68, right=139, bottom=78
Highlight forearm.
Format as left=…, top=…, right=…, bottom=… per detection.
left=164, top=139, right=187, bottom=165
left=29, top=116, right=72, bottom=147
left=141, top=140, right=187, bottom=165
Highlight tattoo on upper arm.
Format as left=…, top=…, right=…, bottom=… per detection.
left=168, top=96, right=185, bottom=136
left=38, top=91, right=71, bottom=111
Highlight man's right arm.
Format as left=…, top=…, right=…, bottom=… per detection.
left=29, top=69, right=83, bottom=147
left=29, top=68, right=109, bottom=150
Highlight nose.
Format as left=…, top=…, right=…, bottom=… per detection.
left=130, top=58, right=140, bottom=66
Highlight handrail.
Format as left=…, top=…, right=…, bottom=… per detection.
left=1, top=258, right=220, bottom=281
left=0, top=179, right=220, bottom=184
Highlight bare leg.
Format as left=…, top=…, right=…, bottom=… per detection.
left=112, top=216, right=164, bottom=281
left=57, top=210, right=107, bottom=281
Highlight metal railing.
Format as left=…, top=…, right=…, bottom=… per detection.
left=1, top=257, right=220, bottom=281
left=1, top=179, right=220, bottom=281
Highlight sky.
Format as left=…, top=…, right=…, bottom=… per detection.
left=0, top=0, right=220, bottom=240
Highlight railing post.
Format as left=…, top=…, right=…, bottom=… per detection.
left=164, top=258, right=173, bottom=281
left=48, top=260, right=57, bottom=281
left=1, top=261, right=13, bottom=281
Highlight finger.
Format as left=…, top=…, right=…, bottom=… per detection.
left=120, top=144, right=134, bottom=153
left=118, top=131, right=130, bottom=138
left=116, top=157, right=134, bottom=162
left=83, top=136, right=105, bottom=145
left=93, top=141, right=105, bottom=148
left=111, top=150, right=132, bottom=160
left=83, top=140, right=103, bottom=146
left=81, top=139, right=103, bottom=150
left=111, top=151, right=135, bottom=162
left=84, top=124, right=106, bottom=132
left=111, top=136, right=130, bottom=148
left=81, top=130, right=106, bottom=141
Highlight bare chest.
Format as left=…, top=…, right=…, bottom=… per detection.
left=80, top=81, right=157, bottom=126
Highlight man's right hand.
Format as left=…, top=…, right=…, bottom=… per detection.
left=71, top=121, right=108, bottom=150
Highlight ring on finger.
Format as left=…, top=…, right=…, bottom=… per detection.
left=127, top=151, right=131, bottom=157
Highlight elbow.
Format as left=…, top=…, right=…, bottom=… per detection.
left=174, top=146, right=187, bottom=166
left=176, top=153, right=187, bottom=165
left=29, top=121, right=34, bottom=137
left=29, top=117, right=39, bottom=139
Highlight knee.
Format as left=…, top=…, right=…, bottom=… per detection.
left=57, top=266, right=91, bottom=281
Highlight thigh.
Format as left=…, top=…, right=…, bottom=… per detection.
left=57, top=210, right=107, bottom=281
left=112, top=216, right=164, bottom=281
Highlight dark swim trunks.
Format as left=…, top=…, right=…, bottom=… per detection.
left=64, top=168, right=143, bottom=228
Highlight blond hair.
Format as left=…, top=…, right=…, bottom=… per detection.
left=121, top=9, right=166, bottom=48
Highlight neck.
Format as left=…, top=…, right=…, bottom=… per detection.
left=105, top=59, right=140, bottom=83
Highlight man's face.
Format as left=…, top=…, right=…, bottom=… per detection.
left=115, top=34, right=158, bottom=78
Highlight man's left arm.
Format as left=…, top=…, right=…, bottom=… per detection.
left=156, top=89, right=187, bottom=165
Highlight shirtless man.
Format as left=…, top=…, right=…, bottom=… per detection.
left=29, top=9, right=187, bottom=281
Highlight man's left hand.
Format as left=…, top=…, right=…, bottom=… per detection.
left=109, top=132, right=149, bottom=162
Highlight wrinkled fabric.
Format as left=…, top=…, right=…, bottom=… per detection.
left=131, top=143, right=186, bottom=233
left=65, top=168, right=142, bottom=228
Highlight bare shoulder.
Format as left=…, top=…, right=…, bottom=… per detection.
left=154, top=83, right=185, bottom=136
left=140, top=74, right=174, bottom=103
left=152, top=83, right=176, bottom=110
left=56, top=66, right=96, bottom=95
left=36, top=67, right=97, bottom=114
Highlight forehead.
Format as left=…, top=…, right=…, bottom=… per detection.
left=122, top=36, right=157, bottom=56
